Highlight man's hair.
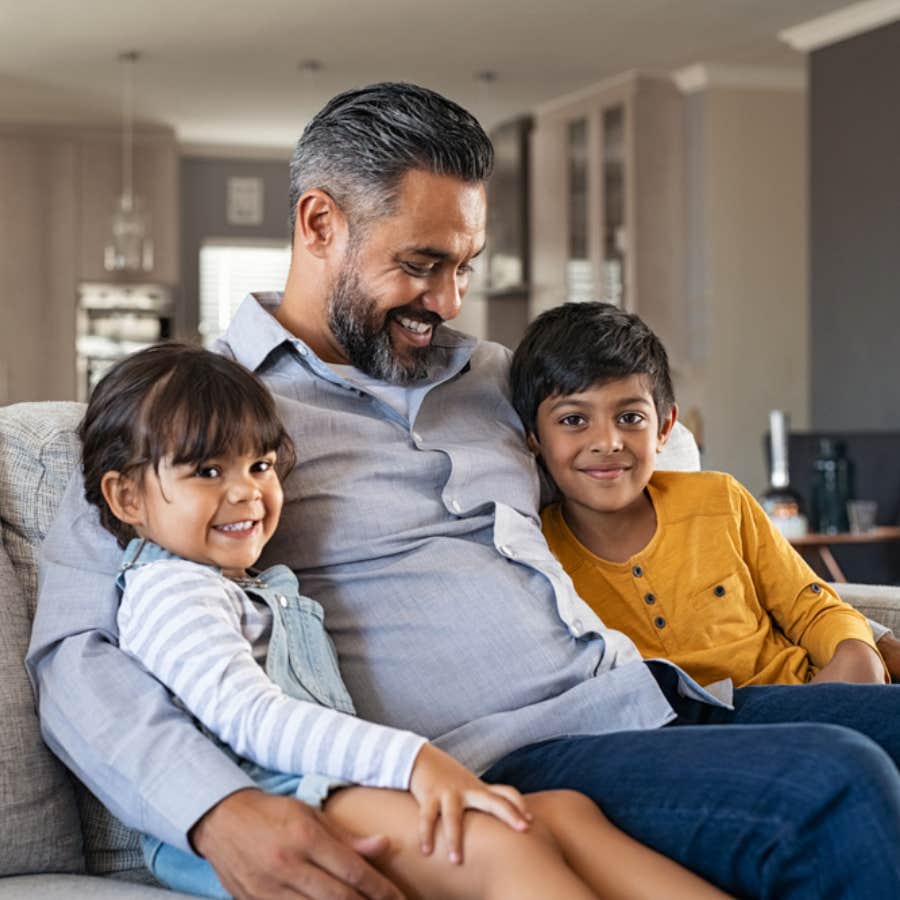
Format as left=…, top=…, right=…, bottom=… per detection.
left=510, top=302, right=675, bottom=437
left=79, top=342, right=296, bottom=547
left=289, top=81, right=494, bottom=234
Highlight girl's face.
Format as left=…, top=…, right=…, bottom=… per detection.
left=127, top=448, right=284, bottom=577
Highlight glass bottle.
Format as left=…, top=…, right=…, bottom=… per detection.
left=761, top=410, right=807, bottom=537
left=811, top=438, right=852, bottom=534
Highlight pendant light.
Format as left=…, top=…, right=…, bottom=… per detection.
left=104, top=50, right=154, bottom=273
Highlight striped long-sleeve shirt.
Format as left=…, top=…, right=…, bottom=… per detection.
left=117, top=557, right=426, bottom=790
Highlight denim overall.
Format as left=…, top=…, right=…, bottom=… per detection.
left=117, top=539, right=355, bottom=899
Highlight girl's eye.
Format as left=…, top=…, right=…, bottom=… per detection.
left=196, top=465, right=221, bottom=478
left=252, top=459, right=273, bottom=473
left=559, top=414, right=586, bottom=427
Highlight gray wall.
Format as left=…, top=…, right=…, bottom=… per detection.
left=810, top=21, right=900, bottom=430
left=180, top=156, right=290, bottom=337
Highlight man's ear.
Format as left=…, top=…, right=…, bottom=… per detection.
left=100, top=472, right=145, bottom=527
left=656, top=403, right=678, bottom=452
left=293, top=189, right=348, bottom=261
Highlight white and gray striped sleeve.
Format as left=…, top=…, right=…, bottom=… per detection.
left=116, top=559, right=425, bottom=790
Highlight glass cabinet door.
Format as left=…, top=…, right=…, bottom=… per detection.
left=602, top=104, right=626, bottom=307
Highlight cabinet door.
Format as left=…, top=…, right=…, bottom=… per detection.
left=78, top=132, right=179, bottom=284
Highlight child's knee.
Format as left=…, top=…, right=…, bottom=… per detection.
left=527, top=788, right=604, bottom=826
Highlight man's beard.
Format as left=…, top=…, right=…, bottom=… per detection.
left=327, top=261, right=442, bottom=385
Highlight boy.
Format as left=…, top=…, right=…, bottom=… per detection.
left=510, top=301, right=887, bottom=689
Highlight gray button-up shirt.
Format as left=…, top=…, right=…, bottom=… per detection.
left=29, top=293, right=718, bottom=850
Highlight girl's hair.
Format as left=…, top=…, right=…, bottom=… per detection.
left=79, top=342, right=296, bottom=547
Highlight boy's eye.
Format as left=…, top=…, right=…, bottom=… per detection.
left=618, top=412, right=646, bottom=426
left=559, top=414, right=587, bottom=427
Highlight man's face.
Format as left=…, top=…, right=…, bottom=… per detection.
left=327, top=169, right=486, bottom=384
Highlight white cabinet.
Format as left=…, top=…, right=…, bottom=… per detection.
left=530, top=73, right=686, bottom=364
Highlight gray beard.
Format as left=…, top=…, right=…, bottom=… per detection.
left=327, top=264, right=439, bottom=385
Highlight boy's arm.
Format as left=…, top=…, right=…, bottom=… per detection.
left=809, top=638, right=887, bottom=684
left=734, top=478, right=888, bottom=684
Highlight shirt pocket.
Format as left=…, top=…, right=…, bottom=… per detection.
left=688, top=572, right=759, bottom=640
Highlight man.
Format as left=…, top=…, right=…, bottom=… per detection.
left=30, top=83, right=900, bottom=900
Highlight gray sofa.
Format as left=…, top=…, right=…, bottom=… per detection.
left=1, top=400, right=899, bottom=896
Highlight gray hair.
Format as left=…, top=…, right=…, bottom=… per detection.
left=289, top=82, right=494, bottom=234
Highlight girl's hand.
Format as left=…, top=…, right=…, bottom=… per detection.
left=407, top=742, right=531, bottom=864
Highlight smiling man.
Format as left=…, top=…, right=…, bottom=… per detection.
left=31, top=83, right=900, bottom=900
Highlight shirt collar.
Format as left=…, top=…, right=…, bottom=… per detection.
left=216, top=291, right=478, bottom=387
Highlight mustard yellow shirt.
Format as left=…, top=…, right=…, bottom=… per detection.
left=542, top=471, right=882, bottom=687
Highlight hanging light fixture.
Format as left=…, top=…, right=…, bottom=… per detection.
left=104, top=50, right=154, bottom=273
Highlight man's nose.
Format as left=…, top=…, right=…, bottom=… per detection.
left=422, top=271, right=462, bottom=322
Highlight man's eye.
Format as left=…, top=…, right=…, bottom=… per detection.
left=196, top=465, right=221, bottom=478
left=402, top=261, right=432, bottom=277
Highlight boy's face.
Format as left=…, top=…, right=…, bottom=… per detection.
left=123, top=449, right=284, bottom=578
left=529, top=375, right=677, bottom=522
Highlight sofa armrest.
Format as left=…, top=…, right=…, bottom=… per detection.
left=831, top=583, right=900, bottom=636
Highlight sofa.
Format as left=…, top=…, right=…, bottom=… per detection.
left=2, top=400, right=899, bottom=896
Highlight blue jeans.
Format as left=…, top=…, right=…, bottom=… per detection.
left=483, top=673, right=900, bottom=899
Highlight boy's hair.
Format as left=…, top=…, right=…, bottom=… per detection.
left=510, top=302, right=675, bottom=436
left=79, top=342, right=296, bottom=547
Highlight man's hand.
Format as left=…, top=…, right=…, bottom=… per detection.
left=190, top=788, right=405, bottom=900
left=810, top=638, right=888, bottom=685
left=876, top=632, right=900, bottom=683
left=408, top=742, right=531, bottom=865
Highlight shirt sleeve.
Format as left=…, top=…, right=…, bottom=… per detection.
left=118, top=561, right=425, bottom=791
left=733, top=476, right=888, bottom=678
left=27, top=474, right=253, bottom=853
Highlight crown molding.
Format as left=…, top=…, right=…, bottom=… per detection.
left=779, top=0, right=900, bottom=52
left=672, top=63, right=807, bottom=94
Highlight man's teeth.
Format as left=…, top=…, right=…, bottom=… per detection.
left=216, top=521, right=255, bottom=533
left=397, top=316, right=431, bottom=334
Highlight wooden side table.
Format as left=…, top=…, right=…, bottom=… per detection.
left=788, top=527, right=900, bottom=582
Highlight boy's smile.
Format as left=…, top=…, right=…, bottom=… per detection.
left=530, top=375, right=676, bottom=548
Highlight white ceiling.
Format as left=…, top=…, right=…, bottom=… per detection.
left=0, top=0, right=857, bottom=150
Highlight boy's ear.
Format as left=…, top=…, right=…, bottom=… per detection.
left=656, top=403, right=679, bottom=452
left=100, top=472, right=145, bottom=527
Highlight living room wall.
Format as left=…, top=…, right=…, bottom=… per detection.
left=810, top=20, right=900, bottom=430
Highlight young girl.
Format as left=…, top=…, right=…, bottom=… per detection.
left=80, top=341, right=727, bottom=900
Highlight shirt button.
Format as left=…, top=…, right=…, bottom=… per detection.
left=810, top=584, right=822, bottom=594
left=296, top=345, right=308, bottom=357
left=714, top=585, right=726, bottom=597
left=654, top=616, right=666, bottom=629
left=276, top=594, right=288, bottom=608
left=632, top=565, right=643, bottom=577
left=450, top=499, right=462, bottom=513
left=499, top=545, right=515, bottom=558
left=571, top=617, right=584, bottom=635
left=644, top=593, right=656, bottom=605
left=412, top=431, right=423, bottom=444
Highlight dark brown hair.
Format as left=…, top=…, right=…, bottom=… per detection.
left=79, top=342, right=296, bottom=546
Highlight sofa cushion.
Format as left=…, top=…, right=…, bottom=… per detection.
left=0, top=402, right=145, bottom=878
left=0, top=525, right=84, bottom=876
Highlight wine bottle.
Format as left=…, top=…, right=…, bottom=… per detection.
left=761, top=410, right=808, bottom=537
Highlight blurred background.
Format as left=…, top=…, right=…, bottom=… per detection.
left=1, top=0, right=898, bottom=539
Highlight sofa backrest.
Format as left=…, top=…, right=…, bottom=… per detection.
left=0, top=402, right=145, bottom=878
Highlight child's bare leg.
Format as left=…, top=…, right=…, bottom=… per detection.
left=324, top=785, right=599, bottom=900
left=527, top=790, right=730, bottom=899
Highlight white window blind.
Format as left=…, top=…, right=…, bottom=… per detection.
left=198, top=240, right=291, bottom=346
